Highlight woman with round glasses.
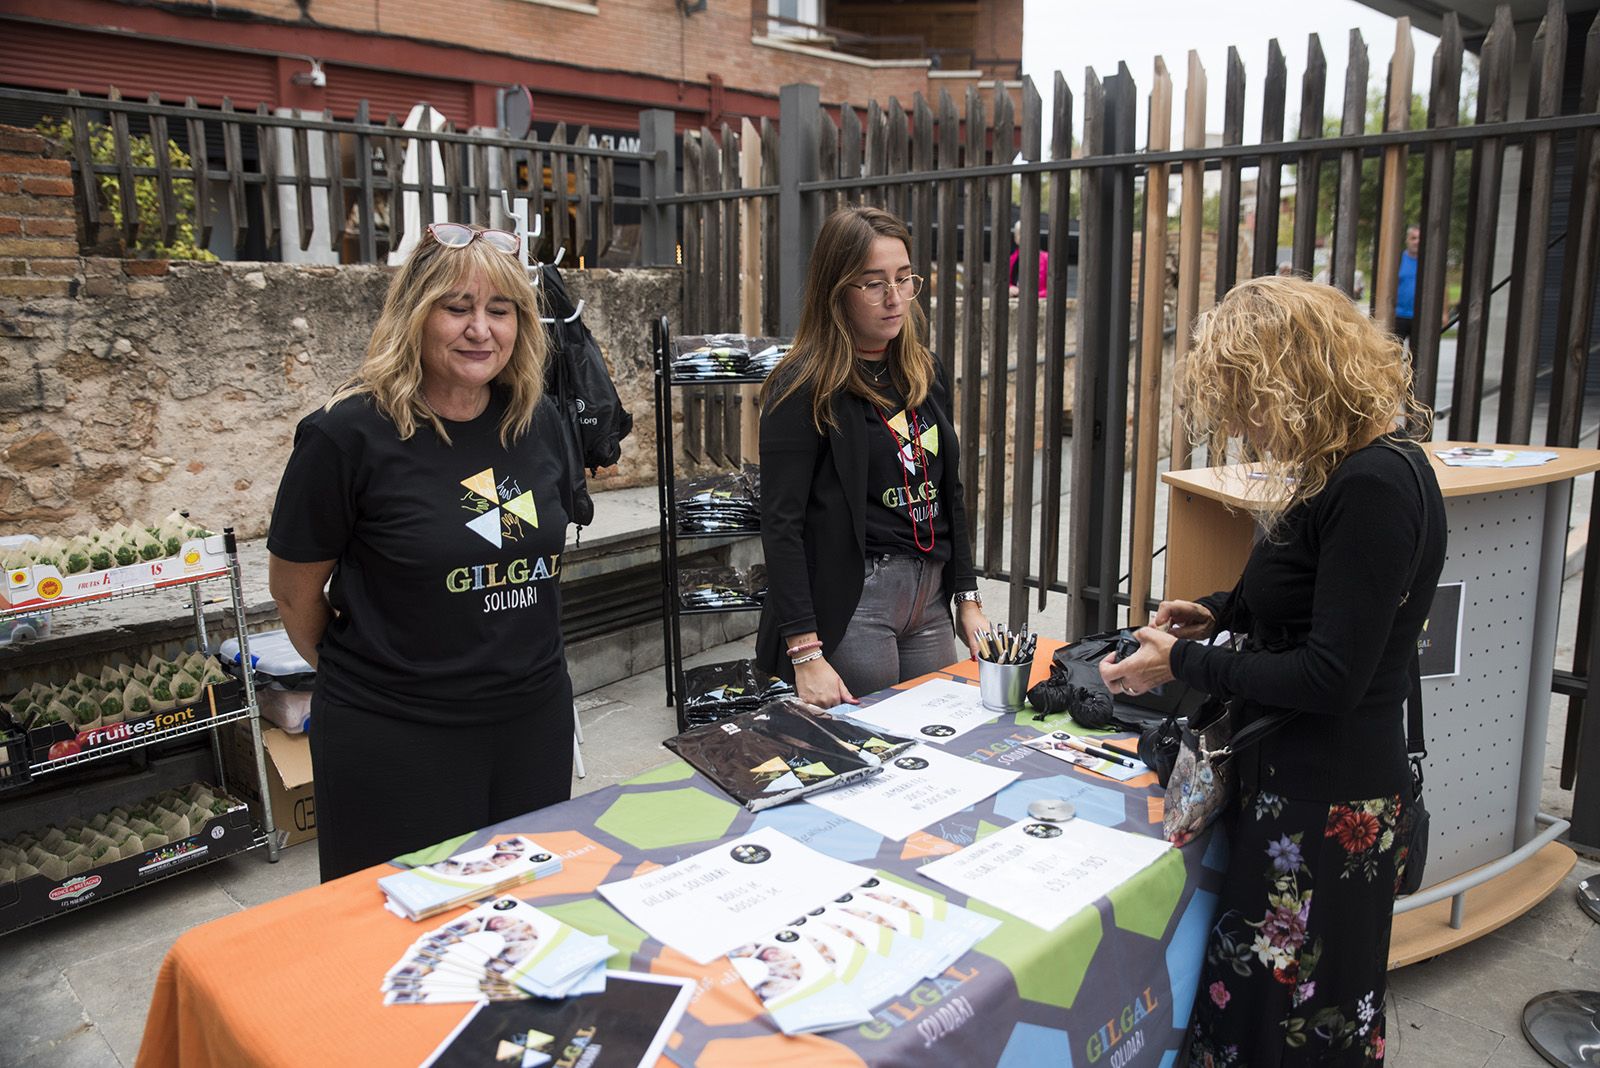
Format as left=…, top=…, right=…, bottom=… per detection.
left=267, top=222, right=579, bottom=881
left=755, top=205, right=991, bottom=707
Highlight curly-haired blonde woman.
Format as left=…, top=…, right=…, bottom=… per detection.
left=1101, top=277, right=1447, bottom=1064
left=268, top=223, right=577, bottom=881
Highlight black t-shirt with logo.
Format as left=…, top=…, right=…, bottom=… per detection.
left=860, top=385, right=952, bottom=565
left=267, top=389, right=572, bottom=725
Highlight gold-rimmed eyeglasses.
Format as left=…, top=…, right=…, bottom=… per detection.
left=847, top=274, right=923, bottom=306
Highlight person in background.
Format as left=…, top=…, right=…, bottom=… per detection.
left=1008, top=220, right=1049, bottom=299
left=267, top=222, right=577, bottom=881
left=1101, top=277, right=1446, bottom=1064
left=755, top=205, right=991, bottom=707
left=1394, top=225, right=1420, bottom=346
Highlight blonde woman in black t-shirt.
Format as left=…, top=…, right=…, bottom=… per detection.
left=1101, top=277, right=1446, bottom=1065
left=267, top=224, right=578, bottom=881
left=755, top=206, right=991, bottom=707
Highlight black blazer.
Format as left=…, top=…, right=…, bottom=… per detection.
left=754, top=367, right=978, bottom=681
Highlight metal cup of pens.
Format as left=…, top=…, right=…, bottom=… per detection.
left=976, top=624, right=1036, bottom=713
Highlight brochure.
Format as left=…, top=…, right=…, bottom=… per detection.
left=918, top=817, right=1173, bottom=931
left=848, top=679, right=998, bottom=744
left=733, top=873, right=1000, bottom=1034
left=382, top=897, right=615, bottom=1005
left=420, top=971, right=694, bottom=1068
left=1435, top=447, right=1560, bottom=468
left=1022, top=731, right=1149, bottom=782
left=663, top=699, right=889, bottom=812
left=597, top=827, right=873, bottom=965
left=378, top=835, right=563, bottom=921
left=804, top=744, right=1020, bottom=841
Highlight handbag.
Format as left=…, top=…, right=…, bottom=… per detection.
left=1382, top=438, right=1433, bottom=896
left=1161, top=691, right=1296, bottom=846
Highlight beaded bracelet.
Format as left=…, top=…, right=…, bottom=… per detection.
left=790, top=650, right=824, bottom=667
left=786, top=640, right=823, bottom=657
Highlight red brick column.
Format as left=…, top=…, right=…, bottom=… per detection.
left=0, top=124, right=80, bottom=300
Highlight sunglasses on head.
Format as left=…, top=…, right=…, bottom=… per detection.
left=425, top=222, right=521, bottom=256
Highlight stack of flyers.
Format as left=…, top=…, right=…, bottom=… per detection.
left=382, top=898, right=616, bottom=1005
left=378, top=836, right=564, bottom=921
left=729, top=874, right=999, bottom=1035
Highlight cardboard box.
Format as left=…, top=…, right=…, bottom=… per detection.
left=1, top=535, right=229, bottom=611
left=221, top=724, right=316, bottom=847
left=0, top=802, right=256, bottom=935
left=25, top=678, right=246, bottom=764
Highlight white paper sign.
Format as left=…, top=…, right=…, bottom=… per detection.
left=597, top=827, right=873, bottom=965
left=849, top=679, right=997, bottom=745
left=918, top=817, right=1172, bottom=931
left=803, top=744, right=1020, bottom=841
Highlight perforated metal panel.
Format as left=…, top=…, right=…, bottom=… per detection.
left=1419, top=486, right=1549, bottom=884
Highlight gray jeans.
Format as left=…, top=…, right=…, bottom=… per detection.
left=827, top=554, right=959, bottom=697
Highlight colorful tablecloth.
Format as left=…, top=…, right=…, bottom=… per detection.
left=137, top=649, right=1222, bottom=1068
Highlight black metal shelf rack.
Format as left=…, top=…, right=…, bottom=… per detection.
left=651, top=317, right=775, bottom=730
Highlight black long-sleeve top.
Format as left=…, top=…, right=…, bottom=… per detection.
left=1169, top=437, right=1448, bottom=801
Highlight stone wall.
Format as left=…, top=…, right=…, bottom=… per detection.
left=1, top=256, right=679, bottom=539
left=0, top=115, right=677, bottom=540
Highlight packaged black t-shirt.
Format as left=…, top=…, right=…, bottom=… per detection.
left=267, top=388, right=572, bottom=725
left=860, top=387, right=952, bottom=563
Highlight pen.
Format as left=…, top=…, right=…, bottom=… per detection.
left=1060, top=737, right=1138, bottom=768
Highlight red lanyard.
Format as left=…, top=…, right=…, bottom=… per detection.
left=875, top=404, right=936, bottom=554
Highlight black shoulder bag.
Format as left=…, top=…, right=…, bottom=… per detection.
left=1383, top=439, right=1432, bottom=897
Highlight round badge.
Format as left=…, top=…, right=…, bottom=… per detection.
left=1024, top=823, right=1064, bottom=839
left=493, top=899, right=518, bottom=911
left=894, top=756, right=930, bottom=771
left=731, top=844, right=771, bottom=865
left=861, top=877, right=879, bottom=888
left=1027, top=798, right=1077, bottom=823
left=834, top=892, right=853, bottom=903
left=775, top=929, right=799, bottom=943
left=37, top=576, right=63, bottom=600
left=920, top=724, right=956, bottom=738
left=533, top=853, right=552, bottom=862
left=210, top=825, right=225, bottom=840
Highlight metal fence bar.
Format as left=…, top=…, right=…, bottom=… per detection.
left=1291, top=36, right=1326, bottom=277
left=1499, top=0, right=1567, bottom=445
left=1129, top=58, right=1172, bottom=629
left=983, top=87, right=1015, bottom=572
left=1038, top=71, right=1073, bottom=611
left=934, top=90, right=960, bottom=389
left=959, top=86, right=987, bottom=543
left=1215, top=49, right=1245, bottom=300
left=1068, top=68, right=1107, bottom=639
left=1008, top=76, right=1043, bottom=628
left=1414, top=14, right=1464, bottom=413
left=1452, top=7, right=1515, bottom=441
left=1333, top=30, right=1369, bottom=296
left=911, top=93, right=934, bottom=322
left=1253, top=41, right=1286, bottom=278
left=1374, top=19, right=1416, bottom=332
left=1098, top=66, right=1138, bottom=633
left=1172, top=51, right=1208, bottom=473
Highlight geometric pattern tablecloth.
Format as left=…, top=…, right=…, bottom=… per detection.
left=136, top=655, right=1221, bottom=1068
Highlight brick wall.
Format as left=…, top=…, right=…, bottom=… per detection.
left=0, top=127, right=80, bottom=302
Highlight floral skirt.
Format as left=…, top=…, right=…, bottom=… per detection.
left=1187, top=790, right=1407, bottom=1067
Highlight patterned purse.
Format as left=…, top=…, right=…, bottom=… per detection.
left=1162, top=694, right=1296, bottom=846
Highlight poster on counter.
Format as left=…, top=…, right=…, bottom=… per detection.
left=1418, top=581, right=1464, bottom=679
left=918, top=817, right=1172, bottom=931
left=803, top=744, right=1020, bottom=841
left=597, top=827, right=873, bottom=965
left=848, top=679, right=998, bottom=745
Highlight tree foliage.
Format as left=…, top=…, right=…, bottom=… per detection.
left=37, top=118, right=216, bottom=261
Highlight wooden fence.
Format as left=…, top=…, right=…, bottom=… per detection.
left=3, top=86, right=648, bottom=264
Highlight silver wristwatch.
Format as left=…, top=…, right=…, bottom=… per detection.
left=953, top=590, right=982, bottom=607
